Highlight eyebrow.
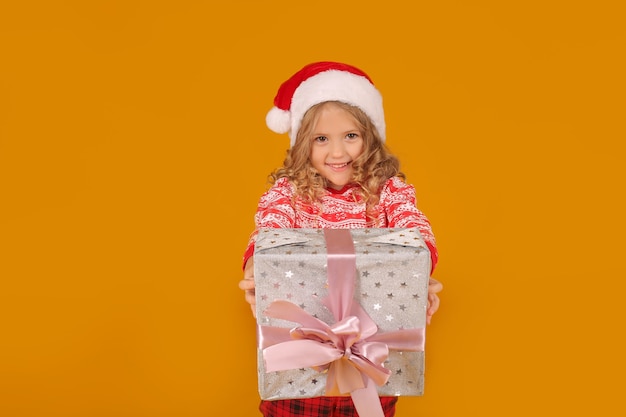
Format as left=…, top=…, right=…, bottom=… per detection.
left=312, top=129, right=360, bottom=137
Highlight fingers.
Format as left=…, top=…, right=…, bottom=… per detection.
left=244, top=289, right=256, bottom=308
left=426, top=292, right=440, bottom=325
left=427, top=293, right=440, bottom=315
left=244, top=257, right=255, bottom=281
left=240, top=257, right=257, bottom=318
left=239, top=279, right=256, bottom=307
left=244, top=287, right=255, bottom=300
left=238, top=278, right=255, bottom=291
left=428, top=278, right=443, bottom=294
left=240, top=281, right=257, bottom=318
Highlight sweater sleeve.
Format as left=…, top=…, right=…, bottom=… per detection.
left=381, top=177, right=439, bottom=273
left=242, top=178, right=296, bottom=268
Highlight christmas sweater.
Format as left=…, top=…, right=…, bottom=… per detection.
left=243, top=176, right=438, bottom=272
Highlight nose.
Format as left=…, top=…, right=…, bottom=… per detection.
left=329, top=138, right=347, bottom=158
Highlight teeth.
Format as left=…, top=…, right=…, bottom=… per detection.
left=329, top=163, right=348, bottom=168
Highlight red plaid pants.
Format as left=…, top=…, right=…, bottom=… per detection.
left=259, top=396, right=398, bottom=417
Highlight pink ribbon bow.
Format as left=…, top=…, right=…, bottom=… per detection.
left=258, top=229, right=425, bottom=417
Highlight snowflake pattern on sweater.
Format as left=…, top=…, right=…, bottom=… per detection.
left=243, top=176, right=438, bottom=272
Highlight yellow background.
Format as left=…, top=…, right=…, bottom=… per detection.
left=1, top=1, right=624, bottom=416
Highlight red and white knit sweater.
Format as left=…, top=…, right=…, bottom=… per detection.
left=243, top=176, right=438, bottom=272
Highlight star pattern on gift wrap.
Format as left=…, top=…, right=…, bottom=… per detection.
left=311, top=378, right=318, bottom=385
left=258, top=228, right=429, bottom=399
left=374, top=303, right=382, bottom=310
left=273, top=282, right=281, bottom=289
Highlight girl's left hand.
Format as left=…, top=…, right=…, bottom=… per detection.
left=426, top=278, right=443, bottom=324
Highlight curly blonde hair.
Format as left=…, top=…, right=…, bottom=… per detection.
left=269, top=101, right=405, bottom=220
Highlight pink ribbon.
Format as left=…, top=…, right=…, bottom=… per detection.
left=258, top=229, right=425, bottom=417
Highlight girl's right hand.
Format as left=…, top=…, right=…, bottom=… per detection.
left=238, top=257, right=256, bottom=318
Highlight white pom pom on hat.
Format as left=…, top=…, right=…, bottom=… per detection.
left=265, top=61, right=386, bottom=147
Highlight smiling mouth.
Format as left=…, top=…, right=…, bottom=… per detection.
left=327, top=162, right=350, bottom=168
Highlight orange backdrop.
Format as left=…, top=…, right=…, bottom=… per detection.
left=1, top=1, right=625, bottom=416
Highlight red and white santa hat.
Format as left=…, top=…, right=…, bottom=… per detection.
left=265, top=61, right=386, bottom=146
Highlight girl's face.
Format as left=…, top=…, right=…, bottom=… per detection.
left=310, top=103, right=364, bottom=190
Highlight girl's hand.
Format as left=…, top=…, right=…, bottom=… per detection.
left=426, top=277, right=443, bottom=324
left=238, top=257, right=256, bottom=318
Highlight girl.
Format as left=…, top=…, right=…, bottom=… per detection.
left=239, top=61, right=443, bottom=417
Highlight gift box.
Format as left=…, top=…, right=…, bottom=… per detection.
left=254, top=228, right=431, bottom=405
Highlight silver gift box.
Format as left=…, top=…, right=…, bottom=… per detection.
left=254, top=228, right=431, bottom=400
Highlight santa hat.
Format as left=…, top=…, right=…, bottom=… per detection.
left=265, top=61, right=386, bottom=146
